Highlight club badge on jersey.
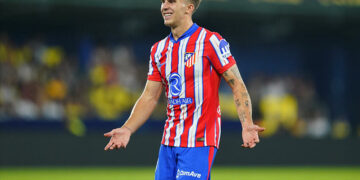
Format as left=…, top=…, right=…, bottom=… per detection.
left=184, top=52, right=196, bottom=68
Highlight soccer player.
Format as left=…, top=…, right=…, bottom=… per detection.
left=104, top=0, right=265, bottom=179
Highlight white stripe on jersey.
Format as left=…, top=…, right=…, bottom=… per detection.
left=209, top=35, right=230, bottom=66
left=164, top=41, right=174, bottom=146
left=217, top=117, right=221, bottom=147
left=188, top=28, right=206, bottom=147
left=174, top=37, right=190, bottom=147
left=214, top=117, right=217, bottom=147
left=165, top=41, right=174, bottom=96
left=148, top=55, right=154, bottom=75
left=204, top=127, right=207, bottom=146
left=154, top=38, right=168, bottom=72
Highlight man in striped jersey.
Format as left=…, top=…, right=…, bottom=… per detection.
left=104, top=0, right=265, bottom=179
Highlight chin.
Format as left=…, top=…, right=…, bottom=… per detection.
left=164, top=20, right=174, bottom=27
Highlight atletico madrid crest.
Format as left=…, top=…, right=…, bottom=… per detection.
left=184, top=52, right=195, bottom=68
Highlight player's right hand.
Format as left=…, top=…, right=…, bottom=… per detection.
left=104, top=127, right=132, bottom=150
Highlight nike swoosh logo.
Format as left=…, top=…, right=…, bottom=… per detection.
left=158, top=62, right=166, bottom=68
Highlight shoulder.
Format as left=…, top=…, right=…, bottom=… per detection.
left=198, top=28, right=227, bottom=47
left=200, top=28, right=233, bottom=59
left=199, top=27, right=224, bottom=41
left=196, top=28, right=228, bottom=52
left=150, top=36, right=170, bottom=53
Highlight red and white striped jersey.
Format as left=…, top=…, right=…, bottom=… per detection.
left=147, top=23, right=236, bottom=148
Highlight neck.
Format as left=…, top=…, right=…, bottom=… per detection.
left=171, top=19, right=193, bottom=41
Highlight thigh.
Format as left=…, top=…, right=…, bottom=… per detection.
left=175, top=146, right=217, bottom=180
left=155, top=145, right=177, bottom=180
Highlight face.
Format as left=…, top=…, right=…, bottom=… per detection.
left=161, top=0, right=190, bottom=27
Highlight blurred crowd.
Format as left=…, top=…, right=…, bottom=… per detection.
left=0, top=33, right=354, bottom=139
left=219, top=75, right=341, bottom=139
left=0, top=34, right=142, bottom=135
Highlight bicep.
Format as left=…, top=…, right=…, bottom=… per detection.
left=142, top=80, right=163, bottom=101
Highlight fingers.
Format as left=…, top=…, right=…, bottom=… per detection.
left=104, top=140, right=114, bottom=150
left=115, top=143, right=126, bottom=149
left=242, top=142, right=256, bottom=148
left=104, top=130, right=113, bottom=137
left=241, top=141, right=250, bottom=148
left=255, top=126, right=265, bottom=132
left=110, top=143, right=118, bottom=150
left=249, top=143, right=256, bottom=148
left=105, top=141, right=128, bottom=151
left=254, top=136, right=260, bottom=143
left=110, top=143, right=127, bottom=150
left=241, top=143, right=250, bottom=148
left=241, top=125, right=264, bottom=149
left=242, top=137, right=259, bottom=148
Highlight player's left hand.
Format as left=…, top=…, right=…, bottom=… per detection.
left=241, top=124, right=265, bottom=149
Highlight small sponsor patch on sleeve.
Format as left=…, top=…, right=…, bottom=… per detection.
left=219, top=39, right=232, bottom=59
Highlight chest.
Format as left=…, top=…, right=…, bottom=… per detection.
left=156, top=41, right=210, bottom=84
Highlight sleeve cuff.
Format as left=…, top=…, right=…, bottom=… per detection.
left=218, top=61, right=236, bottom=74
left=147, top=76, right=162, bottom=82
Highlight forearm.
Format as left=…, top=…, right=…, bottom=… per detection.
left=232, top=82, right=253, bottom=127
left=123, top=93, right=159, bottom=133
left=223, top=64, right=254, bottom=127
left=122, top=80, right=162, bottom=133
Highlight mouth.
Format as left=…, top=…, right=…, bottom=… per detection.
left=163, top=12, right=173, bottom=20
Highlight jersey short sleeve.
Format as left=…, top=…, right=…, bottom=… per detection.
left=147, top=44, right=162, bottom=82
left=207, top=33, right=236, bottom=74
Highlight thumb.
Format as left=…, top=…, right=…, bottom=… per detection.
left=104, top=130, right=113, bottom=137
left=255, top=126, right=265, bottom=132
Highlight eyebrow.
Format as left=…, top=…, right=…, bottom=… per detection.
left=161, top=0, right=177, bottom=3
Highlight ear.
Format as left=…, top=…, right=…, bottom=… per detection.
left=185, top=3, right=195, bottom=15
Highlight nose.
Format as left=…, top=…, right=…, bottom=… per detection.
left=161, top=1, right=170, bottom=11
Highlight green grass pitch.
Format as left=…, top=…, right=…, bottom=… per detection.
left=1, top=166, right=359, bottom=180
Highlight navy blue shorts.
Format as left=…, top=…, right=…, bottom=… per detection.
left=155, top=145, right=217, bottom=180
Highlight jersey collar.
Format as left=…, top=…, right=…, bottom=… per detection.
left=169, top=23, right=199, bottom=43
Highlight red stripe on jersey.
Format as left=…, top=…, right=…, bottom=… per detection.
left=159, top=38, right=170, bottom=83
left=151, top=42, right=159, bottom=62
left=147, top=42, right=160, bottom=81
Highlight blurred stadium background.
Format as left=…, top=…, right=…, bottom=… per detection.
left=0, top=0, right=360, bottom=179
